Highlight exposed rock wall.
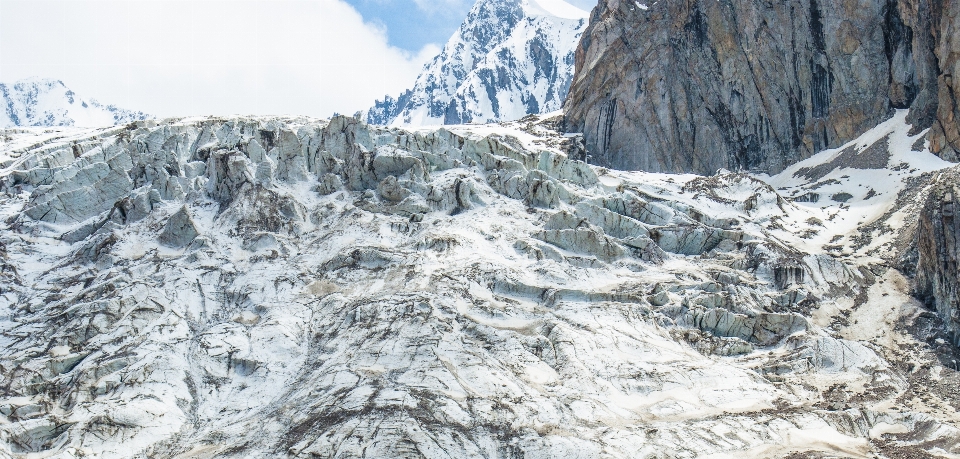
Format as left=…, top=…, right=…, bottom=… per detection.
left=564, top=0, right=960, bottom=174
left=917, top=165, right=960, bottom=345
left=927, top=0, right=960, bottom=161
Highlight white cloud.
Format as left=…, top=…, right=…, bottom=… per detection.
left=0, top=0, right=436, bottom=118
left=566, top=0, right=597, bottom=11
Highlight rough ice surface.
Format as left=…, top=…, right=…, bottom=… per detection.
left=0, top=112, right=958, bottom=458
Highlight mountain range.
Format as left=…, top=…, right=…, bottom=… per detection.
left=3, top=0, right=960, bottom=457
left=0, top=78, right=149, bottom=129
left=365, top=0, right=587, bottom=126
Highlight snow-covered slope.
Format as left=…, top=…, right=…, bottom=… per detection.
left=0, top=78, right=149, bottom=128
left=1, top=113, right=959, bottom=457
left=366, top=0, right=587, bottom=126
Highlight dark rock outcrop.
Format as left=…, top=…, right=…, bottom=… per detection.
left=926, top=0, right=960, bottom=161
left=564, top=0, right=960, bottom=174
left=159, top=206, right=200, bottom=248
left=917, top=165, right=960, bottom=346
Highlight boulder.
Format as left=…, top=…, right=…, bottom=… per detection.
left=159, top=206, right=200, bottom=248
left=315, top=173, right=344, bottom=196
left=378, top=176, right=413, bottom=203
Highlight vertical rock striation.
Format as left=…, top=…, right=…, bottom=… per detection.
left=564, top=0, right=960, bottom=174
left=926, top=0, right=960, bottom=161
left=917, top=165, right=960, bottom=346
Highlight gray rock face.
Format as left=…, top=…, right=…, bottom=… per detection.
left=564, top=0, right=960, bottom=174
left=927, top=0, right=960, bottom=161
left=677, top=308, right=808, bottom=347
left=917, top=165, right=960, bottom=345
left=159, top=206, right=200, bottom=248
left=24, top=161, right=134, bottom=224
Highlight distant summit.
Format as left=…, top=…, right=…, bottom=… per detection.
left=1, top=78, right=150, bottom=128
left=365, top=0, right=588, bottom=126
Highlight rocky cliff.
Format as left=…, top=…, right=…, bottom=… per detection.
left=366, top=0, right=587, bottom=126
left=564, top=0, right=960, bottom=174
left=927, top=0, right=960, bottom=162
left=917, top=165, right=960, bottom=346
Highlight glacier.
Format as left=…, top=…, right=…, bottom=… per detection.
left=365, top=0, right=587, bottom=127
left=0, top=111, right=959, bottom=457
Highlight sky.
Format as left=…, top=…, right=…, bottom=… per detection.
left=0, top=0, right=596, bottom=119
left=344, top=0, right=595, bottom=51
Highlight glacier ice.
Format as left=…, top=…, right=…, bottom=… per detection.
left=0, top=113, right=958, bottom=457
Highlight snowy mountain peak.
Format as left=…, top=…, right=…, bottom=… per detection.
left=365, top=0, right=587, bottom=126
left=0, top=78, right=150, bottom=128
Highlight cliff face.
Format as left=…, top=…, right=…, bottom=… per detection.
left=927, top=0, right=960, bottom=161
left=917, top=166, right=960, bottom=346
left=564, top=0, right=960, bottom=174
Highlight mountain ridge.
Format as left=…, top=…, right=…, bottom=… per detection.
left=366, top=0, right=587, bottom=126
left=1, top=78, right=150, bottom=129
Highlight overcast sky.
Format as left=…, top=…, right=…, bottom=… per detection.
left=0, top=0, right=595, bottom=119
